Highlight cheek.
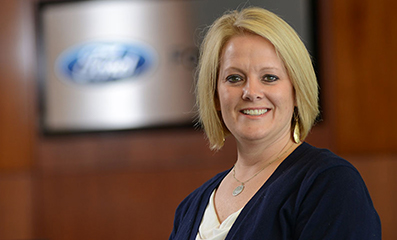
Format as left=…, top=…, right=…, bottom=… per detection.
left=216, top=86, right=228, bottom=109
left=272, top=86, right=295, bottom=112
left=217, top=87, right=238, bottom=114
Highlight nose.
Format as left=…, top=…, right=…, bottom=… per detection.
left=242, top=79, right=264, bottom=101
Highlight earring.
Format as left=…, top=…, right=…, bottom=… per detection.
left=293, top=112, right=301, bottom=144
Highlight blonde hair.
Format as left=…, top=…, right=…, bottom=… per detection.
left=196, top=7, right=319, bottom=150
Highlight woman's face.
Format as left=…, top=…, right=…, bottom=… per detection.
left=216, top=34, right=295, bottom=145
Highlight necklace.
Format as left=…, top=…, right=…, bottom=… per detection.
left=231, top=143, right=296, bottom=197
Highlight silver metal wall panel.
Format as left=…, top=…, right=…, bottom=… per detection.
left=41, top=1, right=198, bottom=131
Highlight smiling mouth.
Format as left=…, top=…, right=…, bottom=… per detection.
left=241, top=109, right=269, bottom=116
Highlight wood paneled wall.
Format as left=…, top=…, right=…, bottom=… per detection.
left=0, top=0, right=396, bottom=239
left=320, top=0, right=397, bottom=154
left=0, top=0, right=35, bottom=238
left=0, top=172, right=33, bottom=239
left=348, top=155, right=397, bottom=240
left=0, top=0, right=34, bottom=170
left=35, top=131, right=237, bottom=239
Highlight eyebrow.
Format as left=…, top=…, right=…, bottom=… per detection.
left=222, top=66, right=281, bottom=72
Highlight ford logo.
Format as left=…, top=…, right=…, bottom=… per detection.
left=56, top=41, right=157, bottom=84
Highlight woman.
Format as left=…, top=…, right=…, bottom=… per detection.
left=169, top=7, right=381, bottom=240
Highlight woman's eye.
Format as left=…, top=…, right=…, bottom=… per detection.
left=263, top=74, right=279, bottom=82
left=226, top=74, right=243, bottom=83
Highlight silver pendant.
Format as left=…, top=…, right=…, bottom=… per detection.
left=232, top=184, right=244, bottom=196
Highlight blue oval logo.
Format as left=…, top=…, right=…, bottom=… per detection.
left=56, top=41, right=157, bottom=84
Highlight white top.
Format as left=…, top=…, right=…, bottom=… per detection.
left=196, top=190, right=243, bottom=240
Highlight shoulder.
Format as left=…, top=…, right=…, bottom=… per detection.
left=295, top=142, right=353, bottom=167
left=284, top=143, right=381, bottom=239
left=287, top=143, right=363, bottom=193
left=268, top=143, right=368, bottom=205
left=290, top=142, right=359, bottom=179
left=273, top=143, right=378, bottom=218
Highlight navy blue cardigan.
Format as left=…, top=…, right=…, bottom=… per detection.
left=169, top=143, right=381, bottom=240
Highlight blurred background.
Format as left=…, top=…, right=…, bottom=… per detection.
left=0, top=0, right=396, bottom=239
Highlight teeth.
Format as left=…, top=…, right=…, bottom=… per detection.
left=242, top=109, right=268, bottom=116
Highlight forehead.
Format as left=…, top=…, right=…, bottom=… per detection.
left=219, top=33, right=285, bottom=70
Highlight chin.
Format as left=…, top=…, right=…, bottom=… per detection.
left=236, top=132, right=269, bottom=142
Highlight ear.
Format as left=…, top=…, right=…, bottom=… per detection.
left=293, top=87, right=297, bottom=107
left=215, top=94, right=221, bottom=111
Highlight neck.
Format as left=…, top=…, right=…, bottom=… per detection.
left=234, top=135, right=298, bottom=173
